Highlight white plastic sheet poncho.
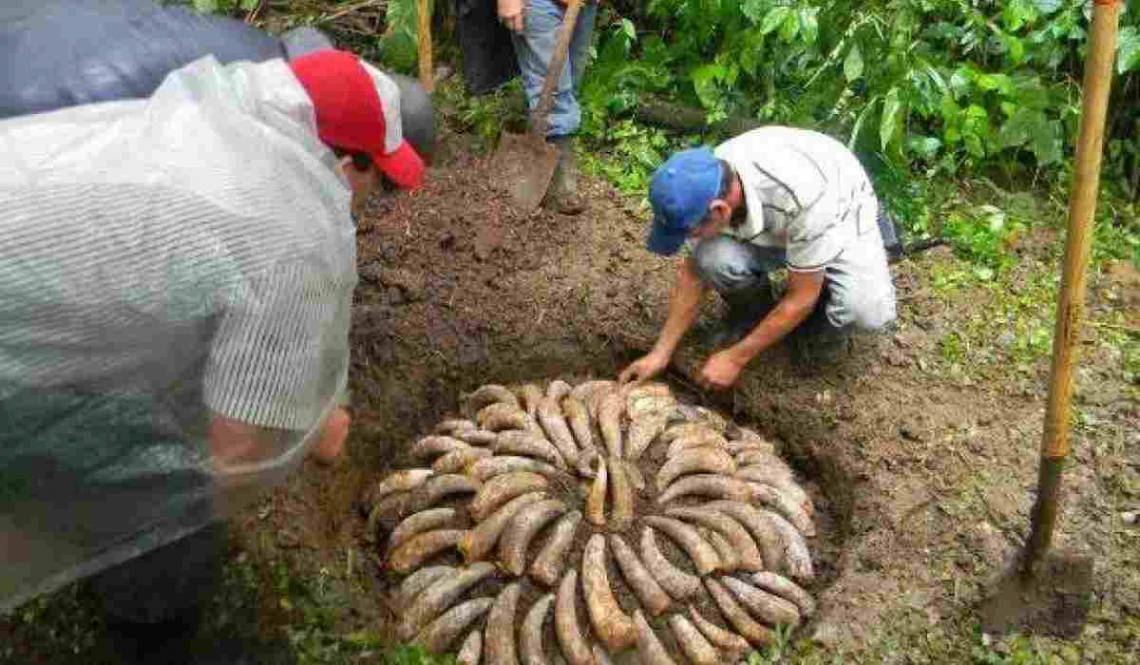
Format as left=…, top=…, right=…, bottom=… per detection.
left=0, top=56, right=358, bottom=612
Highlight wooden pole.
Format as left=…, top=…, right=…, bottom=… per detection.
left=417, top=0, right=434, bottom=93
left=1022, top=0, right=1120, bottom=577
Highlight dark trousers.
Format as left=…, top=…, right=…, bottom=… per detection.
left=89, top=523, right=226, bottom=664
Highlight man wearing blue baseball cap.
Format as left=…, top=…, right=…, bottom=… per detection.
left=619, top=126, right=899, bottom=390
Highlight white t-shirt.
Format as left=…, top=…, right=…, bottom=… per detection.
left=714, top=126, right=879, bottom=272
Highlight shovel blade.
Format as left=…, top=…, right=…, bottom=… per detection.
left=979, top=551, right=1094, bottom=639
left=488, top=132, right=560, bottom=214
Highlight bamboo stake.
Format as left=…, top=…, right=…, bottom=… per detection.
left=1022, top=0, right=1121, bottom=577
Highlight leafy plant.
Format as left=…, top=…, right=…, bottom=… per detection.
left=580, top=120, right=680, bottom=195
left=747, top=622, right=797, bottom=663
left=582, top=0, right=1139, bottom=185
left=939, top=203, right=1026, bottom=274
left=190, top=0, right=259, bottom=14
left=437, top=77, right=527, bottom=152
left=376, top=0, right=426, bottom=74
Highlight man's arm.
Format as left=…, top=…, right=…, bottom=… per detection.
left=619, top=258, right=706, bottom=383
left=209, top=406, right=350, bottom=472
left=730, top=269, right=824, bottom=361
left=699, top=269, right=824, bottom=389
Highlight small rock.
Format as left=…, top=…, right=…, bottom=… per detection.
left=358, top=261, right=384, bottom=283
left=375, top=267, right=426, bottom=302
left=433, top=64, right=454, bottom=82
left=968, top=521, right=1015, bottom=566
left=884, top=349, right=909, bottom=367
left=277, top=529, right=301, bottom=549
left=900, top=423, right=928, bottom=442
left=386, top=287, right=405, bottom=306
left=351, top=304, right=391, bottom=336
left=926, top=245, right=954, bottom=261
left=1122, top=511, right=1138, bottom=526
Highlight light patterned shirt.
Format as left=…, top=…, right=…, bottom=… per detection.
left=0, top=56, right=357, bottom=612
left=714, top=126, right=879, bottom=272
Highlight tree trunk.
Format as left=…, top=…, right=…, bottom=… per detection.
left=633, top=98, right=764, bottom=136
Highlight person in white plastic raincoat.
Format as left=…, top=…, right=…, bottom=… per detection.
left=0, top=48, right=424, bottom=662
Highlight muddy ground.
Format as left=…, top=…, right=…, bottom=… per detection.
left=2, top=114, right=1137, bottom=664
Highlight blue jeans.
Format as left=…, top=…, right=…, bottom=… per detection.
left=511, top=0, right=598, bottom=138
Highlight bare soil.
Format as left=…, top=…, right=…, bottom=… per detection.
left=3, top=119, right=1137, bottom=663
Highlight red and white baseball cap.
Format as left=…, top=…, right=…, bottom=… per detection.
left=288, top=49, right=425, bottom=190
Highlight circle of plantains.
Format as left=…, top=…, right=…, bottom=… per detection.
left=363, top=379, right=819, bottom=665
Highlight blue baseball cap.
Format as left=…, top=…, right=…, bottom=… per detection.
left=647, top=147, right=722, bottom=256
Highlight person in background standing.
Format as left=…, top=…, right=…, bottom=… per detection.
left=497, top=0, right=599, bottom=215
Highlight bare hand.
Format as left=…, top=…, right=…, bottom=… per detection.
left=619, top=351, right=670, bottom=385
left=310, top=407, right=351, bottom=466
left=698, top=350, right=745, bottom=391
left=497, top=0, right=525, bottom=33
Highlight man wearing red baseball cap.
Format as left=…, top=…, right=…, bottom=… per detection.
left=290, top=48, right=427, bottom=196
left=0, top=46, right=429, bottom=663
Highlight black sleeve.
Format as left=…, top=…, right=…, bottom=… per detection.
left=455, top=0, right=520, bottom=95
left=0, top=0, right=286, bottom=119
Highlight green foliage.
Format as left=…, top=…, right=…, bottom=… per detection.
left=747, top=623, right=800, bottom=664
left=971, top=633, right=1054, bottom=664
left=436, top=77, right=528, bottom=153
left=376, top=0, right=425, bottom=75
left=940, top=204, right=1026, bottom=274
left=1123, top=337, right=1140, bottom=385
left=579, top=1, right=1140, bottom=216
left=382, top=643, right=456, bottom=665
left=586, top=0, right=1138, bottom=176
left=580, top=120, right=682, bottom=195
left=191, top=0, right=259, bottom=14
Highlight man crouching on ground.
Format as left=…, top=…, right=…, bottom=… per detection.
left=620, top=126, right=898, bottom=390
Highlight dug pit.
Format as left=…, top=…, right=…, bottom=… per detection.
left=353, top=375, right=850, bottom=665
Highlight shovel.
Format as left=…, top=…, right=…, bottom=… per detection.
left=417, top=0, right=434, bottom=93
left=978, top=0, right=1121, bottom=638
left=489, top=0, right=584, bottom=213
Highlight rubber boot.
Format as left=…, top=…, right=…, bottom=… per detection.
left=787, top=295, right=852, bottom=367
left=546, top=136, right=584, bottom=215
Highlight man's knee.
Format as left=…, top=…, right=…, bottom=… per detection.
left=837, top=293, right=897, bottom=332
left=692, top=236, right=764, bottom=292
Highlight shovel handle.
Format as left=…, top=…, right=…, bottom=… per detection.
left=1040, top=0, right=1120, bottom=462
left=1022, top=0, right=1120, bottom=578
left=417, top=0, right=434, bottom=92
left=529, top=0, right=584, bottom=139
